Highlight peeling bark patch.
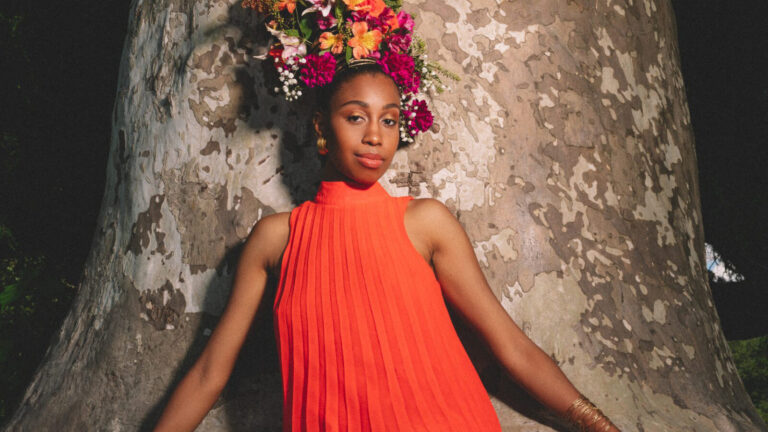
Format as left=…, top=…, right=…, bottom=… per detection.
left=193, top=43, right=221, bottom=74
left=187, top=41, right=256, bottom=137
left=127, top=195, right=166, bottom=255
left=113, top=129, right=130, bottom=205
left=163, top=165, right=275, bottom=274
left=200, top=139, right=221, bottom=156
left=138, top=280, right=186, bottom=330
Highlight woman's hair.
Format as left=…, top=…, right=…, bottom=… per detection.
left=315, top=63, right=399, bottom=114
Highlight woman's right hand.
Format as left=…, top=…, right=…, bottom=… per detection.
left=153, top=211, right=290, bottom=432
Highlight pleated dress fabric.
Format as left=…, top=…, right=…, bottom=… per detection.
left=274, top=180, right=502, bottom=432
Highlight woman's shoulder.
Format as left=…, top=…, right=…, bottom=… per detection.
left=404, top=197, right=459, bottom=240
left=404, top=196, right=453, bottom=218
left=404, top=197, right=470, bottom=259
left=242, top=211, right=292, bottom=271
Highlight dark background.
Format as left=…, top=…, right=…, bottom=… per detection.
left=1, top=0, right=766, bottom=425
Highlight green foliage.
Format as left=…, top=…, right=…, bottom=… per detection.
left=729, top=336, right=768, bottom=424
left=0, top=224, right=76, bottom=423
left=383, top=0, right=401, bottom=10
left=298, top=15, right=313, bottom=40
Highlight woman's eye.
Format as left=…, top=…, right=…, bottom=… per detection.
left=383, top=118, right=398, bottom=127
left=347, top=115, right=364, bottom=123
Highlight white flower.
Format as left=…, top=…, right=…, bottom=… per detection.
left=302, top=0, right=335, bottom=17
left=266, top=25, right=308, bottom=60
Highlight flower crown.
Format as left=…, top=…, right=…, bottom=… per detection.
left=242, top=0, right=457, bottom=143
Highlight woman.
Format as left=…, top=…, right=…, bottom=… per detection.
left=152, top=62, right=619, bottom=431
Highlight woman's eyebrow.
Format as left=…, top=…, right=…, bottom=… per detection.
left=339, top=100, right=368, bottom=108
left=338, top=100, right=400, bottom=110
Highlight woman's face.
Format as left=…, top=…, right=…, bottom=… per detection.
left=317, top=72, right=401, bottom=186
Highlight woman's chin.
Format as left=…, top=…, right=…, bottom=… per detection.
left=323, top=163, right=388, bottom=186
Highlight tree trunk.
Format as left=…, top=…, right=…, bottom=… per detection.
left=8, top=0, right=765, bottom=430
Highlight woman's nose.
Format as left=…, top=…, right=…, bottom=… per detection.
left=363, top=122, right=382, bottom=145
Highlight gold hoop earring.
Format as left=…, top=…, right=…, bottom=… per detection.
left=317, top=136, right=328, bottom=155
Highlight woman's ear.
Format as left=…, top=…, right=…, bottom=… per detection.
left=313, top=112, right=325, bottom=138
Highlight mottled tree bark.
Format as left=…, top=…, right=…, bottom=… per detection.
left=7, top=0, right=765, bottom=430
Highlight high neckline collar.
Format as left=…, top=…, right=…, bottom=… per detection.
left=313, top=180, right=391, bottom=206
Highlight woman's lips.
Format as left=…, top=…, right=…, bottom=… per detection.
left=356, top=153, right=383, bottom=169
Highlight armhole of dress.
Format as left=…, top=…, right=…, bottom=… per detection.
left=275, top=204, right=300, bottom=309
left=397, top=196, right=433, bottom=272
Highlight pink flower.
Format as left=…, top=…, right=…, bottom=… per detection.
left=397, top=11, right=414, bottom=31
left=376, top=51, right=419, bottom=93
left=300, top=52, right=337, bottom=87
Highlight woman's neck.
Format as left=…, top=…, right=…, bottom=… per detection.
left=319, top=163, right=379, bottom=189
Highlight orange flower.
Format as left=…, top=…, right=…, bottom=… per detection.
left=347, top=22, right=383, bottom=59
left=277, top=0, right=296, bottom=13
left=319, top=32, right=344, bottom=54
left=343, top=0, right=365, bottom=11
left=366, top=0, right=386, bottom=17
left=343, top=0, right=386, bottom=17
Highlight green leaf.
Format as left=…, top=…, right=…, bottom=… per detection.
left=384, top=0, right=402, bottom=10
left=345, top=46, right=353, bottom=63
left=334, top=2, right=344, bottom=20
left=285, top=28, right=300, bottom=37
left=299, top=16, right=313, bottom=40
left=0, top=284, right=19, bottom=307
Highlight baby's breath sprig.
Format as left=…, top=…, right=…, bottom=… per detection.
left=274, top=56, right=305, bottom=101
left=410, top=36, right=459, bottom=94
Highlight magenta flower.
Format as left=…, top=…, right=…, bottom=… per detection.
left=376, top=51, right=420, bottom=93
left=316, top=13, right=337, bottom=30
left=387, top=33, right=411, bottom=53
left=397, top=11, right=414, bottom=31
left=409, top=99, right=433, bottom=132
left=300, top=52, right=337, bottom=87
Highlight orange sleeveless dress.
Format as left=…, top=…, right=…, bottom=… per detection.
left=274, top=180, right=502, bottom=431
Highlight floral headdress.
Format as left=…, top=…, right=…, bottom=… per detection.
left=242, top=0, right=457, bottom=144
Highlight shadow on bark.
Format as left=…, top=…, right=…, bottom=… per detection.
left=138, top=244, right=283, bottom=431
left=452, top=306, right=572, bottom=432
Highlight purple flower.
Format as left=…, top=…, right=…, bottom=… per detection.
left=397, top=11, right=414, bottom=31
left=300, top=52, right=337, bottom=88
left=376, top=51, right=420, bottom=93
left=316, top=13, right=337, bottom=30
left=387, top=33, right=411, bottom=53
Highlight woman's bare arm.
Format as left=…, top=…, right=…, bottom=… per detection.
left=409, top=198, right=618, bottom=431
left=153, top=212, right=289, bottom=432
